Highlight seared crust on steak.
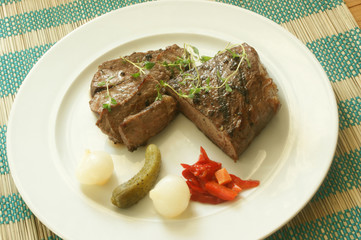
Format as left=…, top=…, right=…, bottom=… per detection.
left=166, top=43, right=280, bottom=160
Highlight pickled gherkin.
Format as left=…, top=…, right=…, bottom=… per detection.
left=111, top=144, right=161, bottom=208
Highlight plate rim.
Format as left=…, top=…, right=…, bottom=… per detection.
left=6, top=1, right=339, bottom=239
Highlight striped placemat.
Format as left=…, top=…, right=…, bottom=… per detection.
left=1, top=0, right=360, bottom=239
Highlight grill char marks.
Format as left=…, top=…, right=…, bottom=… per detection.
left=89, top=45, right=183, bottom=148
left=166, top=43, right=280, bottom=160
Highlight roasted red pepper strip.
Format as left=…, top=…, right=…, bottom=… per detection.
left=230, top=174, right=260, bottom=190
left=190, top=191, right=225, bottom=204
left=181, top=147, right=260, bottom=204
left=205, top=181, right=238, bottom=201
left=200, top=146, right=210, bottom=162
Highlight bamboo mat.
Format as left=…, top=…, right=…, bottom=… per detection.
left=1, top=0, right=360, bottom=239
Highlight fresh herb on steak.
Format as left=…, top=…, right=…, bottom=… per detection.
left=97, top=81, right=106, bottom=87
left=156, top=80, right=189, bottom=101
left=200, top=56, right=213, bottom=62
left=155, top=84, right=163, bottom=101
left=187, top=45, right=212, bottom=64
left=120, top=58, right=156, bottom=79
left=144, top=61, right=155, bottom=70
left=101, top=76, right=117, bottom=112
left=162, top=58, right=190, bottom=73
left=226, top=48, right=251, bottom=68
left=120, top=57, right=146, bottom=78
left=131, top=72, right=141, bottom=78
left=101, top=43, right=249, bottom=103
left=156, top=43, right=250, bottom=100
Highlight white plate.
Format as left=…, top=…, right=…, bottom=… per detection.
left=7, top=1, right=338, bottom=239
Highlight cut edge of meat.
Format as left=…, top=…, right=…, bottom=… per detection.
left=118, top=95, right=178, bottom=151
left=168, top=92, right=239, bottom=159
left=165, top=43, right=281, bottom=160
left=95, top=76, right=159, bottom=143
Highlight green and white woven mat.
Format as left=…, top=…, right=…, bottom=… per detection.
left=1, top=0, right=360, bottom=239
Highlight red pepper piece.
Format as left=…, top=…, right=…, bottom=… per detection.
left=200, top=146, right=210, bottom=162
left=226, top=182, right=243, bottom=193
left=215, top=168, right=232, bottom=185
left=205, top=181, right=238, bottom=201
left=181, top=168, right=193, bottom=179
left=190, top=191, right=225, bottom=204
left=184, top=160, right=221, bottom=182
left=186, top=180, right=206, bottom=193
left=196, top=164, right=221, bottom=182
left=230, top=174, right=260, bottom=190
left=197, top=151, right=206, bottom=164
left=181, top=163, right=191, bottom=169
left=181, top=146, right=260, bottom=205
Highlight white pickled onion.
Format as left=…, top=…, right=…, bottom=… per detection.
left=76, top=149, right=114, bottom=185
left=149, top=175, right=190, bottom=218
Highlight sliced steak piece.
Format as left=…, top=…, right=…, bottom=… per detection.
left=90, top=44, right=184, bottom=144
left=90, top=44, right=184, bottom=97
left=96, top=76, right=159, bottom=143
left=166, top=43, right=280, bottom=160
left=119, top=95, right=178, bottom=151
left=90, top=75, right=146, bottom=115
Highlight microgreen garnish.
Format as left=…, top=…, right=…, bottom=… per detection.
left=144, top=61, right=155, bottom=70
left=226, top=49, right=240, bottom=58
left=225, top=83, right=233, bottom=92
left=120, top=58, right=157, bottom=78
left=121, top=57, right=147, bottom=79
left=191, top=46, right=199, bottom=55
left=156, top=80, right=189, bottom=100
left=97, top=81, right=106, bottom=87
left=226, top=48, right=251, bottom=68
left=200, top=56, right=212, bottom=63
left=121, top=57, right=145, bottom=74
left=155, top=84, right=163, bottom=101
left=163, top=58, right=191, bottom=71
left=112, top=43, right=249, bottom=102
left=132, top=72, right=141, bottom=78
left=102, top=76, right=117, bottom=112
left=156, top=43, right=250, bottom=100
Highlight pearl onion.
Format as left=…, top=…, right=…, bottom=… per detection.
left=76, top=150, right=114, bottom=185
left=149, top=175, right=190, bottom=218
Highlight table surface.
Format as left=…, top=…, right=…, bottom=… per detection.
left=0, top=1, right=360, bottom=240
left=345, top=0, right=361, bottom=27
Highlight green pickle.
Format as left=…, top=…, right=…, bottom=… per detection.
left=111, top=144, right=161, bottom=208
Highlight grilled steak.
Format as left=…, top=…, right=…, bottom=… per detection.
left=89, top=43, right=280, bottom=158
left=95, top=76, right=159, bottom=143
left=166, top=43, right=280, bottom=160
left=90, top=44, right=184, bottom=144
left=119, top=95, right=178, bottom=151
